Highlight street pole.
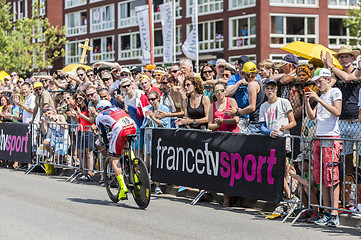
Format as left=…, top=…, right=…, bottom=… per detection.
left=195, top=0, right=199, bottom=73
left=173, top=0, right=176, bottom=63
left=149, top=0, right=154, bottom=65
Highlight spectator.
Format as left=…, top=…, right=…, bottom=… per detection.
left=14, top=82, right=38, bottom=123
left=225, top=62, right=265, bottom=134
left=208, top=82, right=239, bottom=133
left=86, top=86, right=100, bottom=121
left=69, top=92, right=95, bottom=181
left=200, top=63, right=217, bottom=101
left=41, top=106, right=70, bottom=164
left=225, top=56, right=258, bottom=131
left=258, top=59, right=275, bottom=80
left=176, top=76, right=210, bottom=130
left=143, top=64, right=156, bottom=83
left=308, top=58, right=324, bottom=77
left=215, top=59, right=227, bottom=83
left=273, top=54, right=298, bottom=85
left=131, top=66, right=142, bottom=83
left=10, top=72, right=19, bottom=85
left=53, top=71, right=78, bottom=92
left=180, top=58, right=195, bottom=78
left=0, top=94, right=15, bottom=122
left=305, top=68, right=342, bottom=227
left=327, top=46, right=361, bottom=176
left=170, top=63, right=180, bottom=77
left=9, top=93, right=23, bottom=122
left=98, top=88, right=123, bottom=109
left=30, top=82, right=55, bottom=124
left=3, top=76, right=14, bottom=92
left=139, top=75, right=161, bottom=97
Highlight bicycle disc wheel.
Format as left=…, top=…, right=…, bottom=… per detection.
left=129, top=158, right=151, bottom=209
left=103, top=157, right=120, bottom=203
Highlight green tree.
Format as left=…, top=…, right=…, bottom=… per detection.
left=343, top=1, right=361, bottom=47
left=0, top=0, right=67, bottom=74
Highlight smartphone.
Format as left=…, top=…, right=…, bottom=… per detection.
left=304, top=86, right=311, bottom=92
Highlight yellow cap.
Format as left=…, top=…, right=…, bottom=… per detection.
left=34, top=82, right=43, bottom=88
left=242, top=62, right=257, bottom=73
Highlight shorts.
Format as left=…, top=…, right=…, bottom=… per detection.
left=312, top=136, right=343, bottom=187
left=77, top=131, right=94, bottom=150
left=109, top=121, right=137, bottom=155
left=339, top=120, right=361, bottom=155
left=44, top=138, right=69, bottom=157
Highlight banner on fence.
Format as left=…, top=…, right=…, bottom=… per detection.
left=151, top=128, right=286, bottom=202
left=0, top=123, right=32, bottom=163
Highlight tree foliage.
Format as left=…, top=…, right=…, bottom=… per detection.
left=343, top=1, right=361, bottom=47
left=0, top=0, right=67, bottom=74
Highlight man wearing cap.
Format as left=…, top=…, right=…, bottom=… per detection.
left=153, top=67, right=165, bottom=86
left=30, top=81, right=55, bottom=124
left=225, top=61, right=265, bottom=133
left=131, top=66, right=141, bottom=82
left=144, top=64, right=156, bottom=81
left=109, top=68, right=132, bottom=95
left=226, top=56, right=261, bottom=131
left=273, top=54, right=299, bottom=85
left=324, top=46, right=361, bottom=175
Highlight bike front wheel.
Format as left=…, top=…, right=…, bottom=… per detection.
left=129, top=158, right=151, bottom=209
left=103, top=156, right=121, bottom=203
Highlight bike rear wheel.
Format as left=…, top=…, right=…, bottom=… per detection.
left=129, top=157, right=151, bottom=209
left=103, top=156, right=121, bottom=203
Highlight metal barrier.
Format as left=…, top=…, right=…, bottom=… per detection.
left=292, top=137, right=361, bottom=223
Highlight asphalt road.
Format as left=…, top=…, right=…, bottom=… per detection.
left=0, top=168, right=360, bottom=240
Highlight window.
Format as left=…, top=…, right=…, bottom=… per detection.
left=229, top=55, right=256, bottom=64
left=18, top=1, right=24, bottom=20
left=154, top=30, right=164, bottom=57
left=175, top=25, right=182, bottom=55
left=118, top=1, right=138, bottom=28
left=65, top=11, right=87, bottom=36
left=229, top=0, right=255, bottom=10
left=65, top=40, right=87, bottom=65
left=187, top=0, right=223, bottom=16
left=65, top=0, right=86, bottom=9
left=91, top=36, right=115, bottom=62
left=39, top=0, right=45, bottom=16
left=188, top=20, right=223, bottom=52
left=270, top=0, right=317, bottom=6
left=328, top=0, right=357, bottom=8
left=270, top=15, right=317, bottom=47
left=118, top=33, right=142, bottom=60
left=329, top=17, right=358, bottom=48
left=90, top=4, right=115, bottom=33
left=154, top=0, right=182, bottom=22
left=13, top=2, right=16, bottom=22
left=229, top=15, right=256, bottom=49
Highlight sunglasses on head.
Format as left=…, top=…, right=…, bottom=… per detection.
left=121, top=84, right=132, bottom=89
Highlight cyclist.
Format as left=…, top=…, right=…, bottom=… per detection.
left=95, top=100, right=137, bottom=200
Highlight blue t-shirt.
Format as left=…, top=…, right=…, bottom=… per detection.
left=141, top=104, right=171, bottom=129
left=227, top=73, right=262, bottom=119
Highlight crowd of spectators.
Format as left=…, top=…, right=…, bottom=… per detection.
left=1, top=44, right=361, bottom=227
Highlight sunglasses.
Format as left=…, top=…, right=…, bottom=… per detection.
left=148, top=97, right=157, bottom=101
left=121, top=84, right=132, bottom=89
left=61, top=96, right=71, bottom=102
left=121, top=73, right=130, bottom=77
left=203, top=71, right=213, bottom=74
left=132, top=72, right=139, bottom=76
left=34, top=88, right=42, bottom=91
left=144, top=70, right=152, bottom=73
left=76, top=97, right=84, bottom=101
left=78, top=74, right=84, bottom=77
left=111, top=69, right=119, bottom=74
left=40, top=80, right=49, bottom=83
left=215, top=89, right=225, bottom=94
left=100, top=95, right=108, bottom=99
left=87, top=74, right=94, bottom=78
left=185, top=83, right=192, bottom=88
left=11, top=74, right=17, bottom=77
left=87, top=92, right=96, bottom=97
left=155, top=74, right=163, bottom=77
left=160, top=81, right=169, bottom=85
left=103, top=78, right=111, bottom=81
left=171, top=70, right=179, bottom=74
left=4, top=79, right=9, bottom=81
left=223, top=74, right=231, bottom=78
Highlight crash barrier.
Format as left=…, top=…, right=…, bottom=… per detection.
left=148, top=127, right=289, bottom=203
left=292, top=137, right=361, bottom=224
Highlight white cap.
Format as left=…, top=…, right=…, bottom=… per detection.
left=312, top=68, right=331, bottom=81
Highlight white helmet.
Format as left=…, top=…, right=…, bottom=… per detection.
left=96, top=100, right=112, bottom=112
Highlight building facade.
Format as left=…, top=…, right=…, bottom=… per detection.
left=62, top=0, right=356, bottom=67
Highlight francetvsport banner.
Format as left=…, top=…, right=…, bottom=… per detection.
left=0, top=123, right=32, bottom=163
left=151, top=128, right=286, bottom=202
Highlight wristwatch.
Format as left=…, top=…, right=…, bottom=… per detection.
left=193, top=119, right=197, bottom=124
left=235, top=108, right=240, bottom=116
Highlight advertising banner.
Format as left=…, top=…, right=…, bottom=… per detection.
left=135, top=5, right=151, bottom=64
left=159, top=2, right=173, bottom=63
left=0, top=123, right=32, bottom=163
left=151, top=128, right=286, bottom=202
left=181, top=0, right=197, bottom=60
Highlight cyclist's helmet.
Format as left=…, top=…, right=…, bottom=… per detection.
left=96, top=100, right=112, bottom=112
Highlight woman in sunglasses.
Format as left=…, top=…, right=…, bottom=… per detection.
left=176, top=77, right=210, bottom=129
left=200, top=63, right=217, bottom=103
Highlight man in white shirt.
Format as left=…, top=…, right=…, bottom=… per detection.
left=14, top=82, right=39, bottom=124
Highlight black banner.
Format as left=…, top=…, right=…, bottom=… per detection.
left=151, top=128, right=286, bottom=203
left=0, top=123, right=32, bottom=163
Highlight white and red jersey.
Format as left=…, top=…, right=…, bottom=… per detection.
left=96, top=107, right=136, bottom=154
